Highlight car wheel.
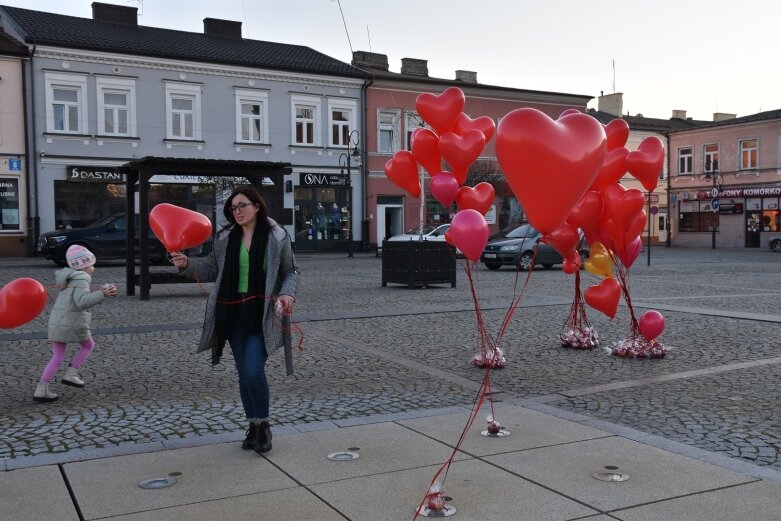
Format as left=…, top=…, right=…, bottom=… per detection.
left=484, top=262, right=501, bottom=270
left=516, top=252, right=533, bottom=271
left=772, top=240, right=781, bottom=252
left=542, top=263, right=553, bottom=269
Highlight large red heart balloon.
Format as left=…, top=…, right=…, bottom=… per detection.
left=638, top=310, right=665, bottom=341
left=430, top=172, right=460, bottom=207
left=604, top=119, right=630, bottom=150
left=456, top=182, right=494, bottom=215
left=0, top=277, right=47, bottom=329
left=439, top=130, right=485, bottom=184
left=411, top=127, right=441, bottom=177
left=567, top=190, right=604, bottom=233
left=496, top=108, right=606, bottom=235
left=150, top=203, right=213, bottom=252
left=626, top=136, right=665, bottom=191
left=603, top=184, right=646, bottom=231
left=542, top=223, right=579, bottom=258
left=453, top=112, right=496, bottom=142
left=584, top=278, right=621, bottom=319
left=589, top=147, right=629, bottom=191
left=384, top=151, right=421, bottom=198
left=415, top=87, right=465, bottom=135
left=447, top=209, right=488, bottom=261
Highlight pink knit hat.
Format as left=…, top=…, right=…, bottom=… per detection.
left=66, top=245, right=96, bottom=270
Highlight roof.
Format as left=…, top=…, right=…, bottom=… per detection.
left=0, top=5, right=366, bottom=78
left=0, top=26, right=26, bottom=56
left=665, top=108, right=781, bottom=133
left=587, top=109, right=709, bottom=133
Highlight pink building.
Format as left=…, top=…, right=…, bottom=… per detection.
left=350, top=51, right=592, bottom=249
left=667, top=109, right=781, bottom=249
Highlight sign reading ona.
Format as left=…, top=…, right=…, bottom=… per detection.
left=299, top=173, right=349, bottom=187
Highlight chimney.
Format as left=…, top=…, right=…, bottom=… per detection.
left=400, top=58, right=428, bottom=76
left=92, top=2, right=137, bottom=26
left=713, top=112, right=737, bottom=122
left=597, top=92, right=623, bottom=116
left=671, top=109, right=687, bottom=119
left=351, top=51, right=389, bottom=71
left=203, top=18, right=242, bottom=39
left=455, top=70, right=477, bottom=83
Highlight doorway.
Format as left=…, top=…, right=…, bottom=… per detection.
left=745, top=211, right=761, bottom=247
left=377, top=204, right=403, bottom=243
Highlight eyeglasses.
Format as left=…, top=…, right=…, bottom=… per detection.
left=230, top=202, right=254, bottom=214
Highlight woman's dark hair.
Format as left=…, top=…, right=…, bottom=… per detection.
left=222, top=186, right=270, bottom=231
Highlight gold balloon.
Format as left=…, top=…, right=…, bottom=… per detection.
left=584, top=241, right=614, bottom=278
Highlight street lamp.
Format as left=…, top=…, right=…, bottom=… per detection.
left=339, top=130, right=360, bottom=258
left=704, top=158, right=723, bottom=250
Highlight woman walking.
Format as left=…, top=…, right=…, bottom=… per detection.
left=171, top=187, right=299, bottom=454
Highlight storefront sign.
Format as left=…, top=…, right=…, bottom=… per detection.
left=643, top=193, right=660, bottom=203
left=0, top=177, right=20, bottom=230
left=696, top=187, right=781, bottom=199
left=67, top=166, right=123, bottom=183
left=149, top=174, right=213, bottom=184
left=718, top=200, right=743, bottom=214
left=299, top=173, right=349, bottom=187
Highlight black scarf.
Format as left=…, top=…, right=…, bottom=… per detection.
left=216, top=225, right=268, bottom=336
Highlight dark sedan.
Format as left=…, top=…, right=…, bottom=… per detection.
left=481, top=223, right=588, bottom=270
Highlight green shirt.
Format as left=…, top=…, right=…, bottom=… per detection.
left=238, top=242, right=249, bottom=293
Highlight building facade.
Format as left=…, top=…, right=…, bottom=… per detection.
left=667, top=110, right=781, bottom=249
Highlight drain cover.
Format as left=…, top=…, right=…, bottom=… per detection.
left=327, top=451, right=359, bottom=461
left=138, top=477, right=177, bottom=489
left=592, top=465, right=629, bottom=482
left=480, top=429, right=511, bottom=437
left=416, top=504, right=457, bottom=517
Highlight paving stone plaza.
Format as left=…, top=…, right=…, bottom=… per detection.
left=1, top=247, right=779, bottom=474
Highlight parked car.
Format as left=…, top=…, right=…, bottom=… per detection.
left=480, top=223, right=588, bottom=271
left=770, top=236, right=781, bottom=252
left=386, top=223, right=450, bottom=242
left=38, top=214, right=170, bottom=266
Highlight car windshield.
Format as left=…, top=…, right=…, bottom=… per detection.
left=505, top=224, right=538, bottom=239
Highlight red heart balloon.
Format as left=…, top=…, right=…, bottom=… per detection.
left=567, top=190, right=604, bottom=233
left=447, top=209, right=488, bottom=261
left=0, top=277, right=47, bottom=329
left=150, top=203, right=213, bottom=252
left=453, top=112, right=496, bottom=142
left=559, top=108, right=581, bottom=118
left=603, top=184, right=645, bottom=231
left=626, top=136, right=664, bottom=191
left=439, top=130, right=485, bottom=185
left=601, top=211, right=646, bottom=255
left=589, top=147, right=629, bottom=191
left=618, top=236, right=643, bottom=268
left=584, top=278, right=621, bottom=319
left=415, top=87, right=465, bottom=135
left=604, top=119, right=630, bottom=150
left=542, top=223, right=579, bottom=258
left=411, top=127, right=441, bottom=177
left=562, top=250, right=581, bottom=274
left=455, top=182, right=495, bottom=215
left=430, top=172, right=460, bottom=207
left=384, top=151, right=421, bottom=198
left=638, top=310, right=665, bottom=341
left=496, top=108, right=606, bottom=234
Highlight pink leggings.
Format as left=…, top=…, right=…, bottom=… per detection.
left=40, top=338, right=95, bottom=383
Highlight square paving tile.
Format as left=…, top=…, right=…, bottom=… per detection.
left=64, top=442, right=297, bottom=520
left=0, top=466, right=78, bottom=521
left=310, top=458, right=598, bottom=521
left=264, top=422, right=468, bottom=486
left=399, top=404, right=610, bottom=456
left=612, top=480, right=781, bottom=521
left=107, top=487, right=346, bottom=520
left=483, top=436, right=755, bottom=512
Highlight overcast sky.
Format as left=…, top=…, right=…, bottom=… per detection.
left=5, top=0, right=779, bottom=121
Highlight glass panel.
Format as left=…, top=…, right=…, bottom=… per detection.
left=241, top=102, right=261, bottom=115
left=104, top=108, right=114, bottom=133
left=379, top=129, right=393, bottom=153
left=118, top=110, right=127, bottom=134
left=342, top=126, right=349, bottom=145
left=184, top=114, right=193, bottom=137
left=296, top=122, right=304, bottom=143
left=104, top=92, right=126, bottom=105
left=332, top=125, right=339, bottom=145
left=172, top=97, right=193, bottom=111
left=68, top=106, right=79, bottom=131
left=332, top=110, right=348, bottom=121
left=53, top=88, right=78, bottom=102
left=297, top=106, right=313, bottom=119
left=252, top=119, right=261, bottom=141
left=241, top=118, right=250, bottom=140
left=53, top=105, right=65, bottom=131
left=172, top=113, right=181, bottom=136
left=306, top=123, right=313, bottom=144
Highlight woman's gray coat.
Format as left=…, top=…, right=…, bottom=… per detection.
left=182, top=218, right=300, bottom=364
left=47, top=268, right=105, bottom=343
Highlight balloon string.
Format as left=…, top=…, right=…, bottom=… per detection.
left=616, top=264, right=641, bottom=338
left=496, top=247, right=537, bottom=346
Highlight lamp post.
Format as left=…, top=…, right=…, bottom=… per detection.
left=339, top=130, right=360, bottom=258
left=704, top=158, right=723, bottom=250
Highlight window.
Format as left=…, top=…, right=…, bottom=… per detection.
left=378, top=109, right=400, bottom=154
left=235, top=89, right=269, bottom=143
left=762, top=198, right=780, bottom=232
left=677, top=146, right=693, bottom=175
left=44, top=72, right=88, bottom=134
left=96, top=77, right=136, bottom=137
left=405, top=112, right=426, bottom=150
left=291, top=94, right=321, bottom=146
left=739, top=139, right=758, bottom=170
left=703, top=143, right=719, bottom=173
left=165, top=83, right=202, bottom=140
left=678, top=200, right=718, bottom=232
left=328, top=99, right=357, bottom=147
left=0, top=177, right=20, bottom=231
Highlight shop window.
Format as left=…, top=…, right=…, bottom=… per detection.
left=739, top=139, right=758, bottom=170
left=165, top=82, right=202, bottom=140
left=235, top=89, right=269, bottom=143
left=0, top=177, right=20, bottom=231
left=425, top=196, right=451, bottom=226
left=53, top=181, right=126, bottom=230
left=291, top=94, right=321, bottom=146
left=762, top=197, right=779, bottom=231
left=677, top=146, right=693, bottom=175
left=378, top=109, right=400, bottom=154
left=44, top=72, right=88, bottom=134
left=678, top=201, right=719, bottom=232
left=293, top=186, right=350, bottom=241
left=96, top=77, right=136, bottom=137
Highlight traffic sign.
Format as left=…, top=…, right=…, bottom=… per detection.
left=650, top=206, right=659, bottom=215
left=710, top=188, right=719, bottom=198
left=711, top=198, right=720, bottom=211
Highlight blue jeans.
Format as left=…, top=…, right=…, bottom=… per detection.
left=228, top=319, right=269, bottom=420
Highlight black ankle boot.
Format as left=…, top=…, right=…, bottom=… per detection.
left=241, top=422, right=258, bottom=450
left=253, top=421, right=272, bottom=454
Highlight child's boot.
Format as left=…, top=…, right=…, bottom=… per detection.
left=33, top=382, right=59, bottom=403
left=62, top=367, right=85, bottom=387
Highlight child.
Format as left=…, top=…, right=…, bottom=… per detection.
left=33, top=245, right=117, bottom=403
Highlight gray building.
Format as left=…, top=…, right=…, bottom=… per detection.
left=0, top=2, right=367, bottom=253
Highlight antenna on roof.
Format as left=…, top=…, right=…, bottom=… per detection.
left=612, top=58, right=616, bottom=93
left=241, top=1, right=250, bottom=38
left=334, top=0, right=354, bottom=54
left=367, top=25, right=372, bottom=52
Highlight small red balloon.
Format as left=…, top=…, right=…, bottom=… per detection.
left=639, top=310, right=665, bottom=341
left=0, top=278, right=47, bottom=329
left=447, top=209, right=489, bottom=262
left=150, top=203, right=213, bottom=253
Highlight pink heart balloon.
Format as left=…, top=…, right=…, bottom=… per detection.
left=453, top=112, right=496, bottom=142
left=411, top=127, right=441, bottom=177
left=626, top=136, right=665, bottom=191
left=439, top=130, right=485, bottom=185
left=496, top=108, right=606, bottom=235
left=447, top=209, right=488, bottom=261
left=384, top=151, right=421, bottom=197
left=430, top=172, right=460, bottom=207
left=415, top=87, right=465, bottom=135
left=638, top=310, right=665, bottom=341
